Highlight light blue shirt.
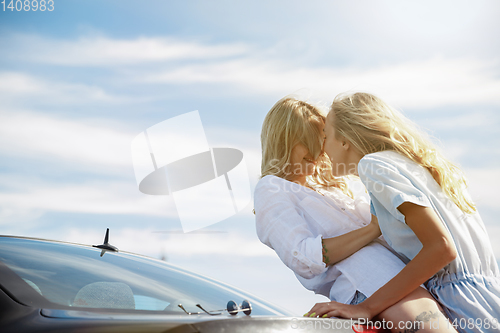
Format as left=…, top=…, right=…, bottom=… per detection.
left=359, top=151, right=500, bottom=333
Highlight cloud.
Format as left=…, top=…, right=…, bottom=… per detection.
left=2, top=33, right=500, bottom=110
left=0, top=109, right=134, bottom=172
left=0, top=170, right=256, bottom=228
left=0, top=32, right=498, bottom=243
left=0, top=72, right=130, bottom=106
left=123, top=228, right=273, bottom=258
left=434, top=139, right=500, bottom=170
left=0, top=110, right=172, bottom=221
left=425, top=112, right=495, bottom=131
left=45, top=227, right=273, bottom=259
left=142, top=57, right=500, bottom=109
left=204, top=126, right=262, bottom=180
left=1, top=33, right=249, bottom=66
left=0, top=107, right=265, bottom=226
left=0, top=178, right=177, bottom=225
left=465, top=168, right=500, bottom=210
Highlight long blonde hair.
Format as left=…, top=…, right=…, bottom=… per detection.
left=330, top=92, right=475, bottom=213
left=261, top=96, right=350, bottom=194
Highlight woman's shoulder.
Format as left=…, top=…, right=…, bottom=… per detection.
left=360, top=150, right=407, bottom=163
left=255, top=175, right=290, bottom=195
left=358, top=151, right=430, bottom=189
left=256, top=175, right=284, bottom=188
left=359, top=151, right=416, bottom=173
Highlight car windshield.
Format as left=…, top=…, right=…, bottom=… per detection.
left=0, top=237, right=286, bottom=315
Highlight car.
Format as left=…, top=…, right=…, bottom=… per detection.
left=0, top=231, right=378, bottom=333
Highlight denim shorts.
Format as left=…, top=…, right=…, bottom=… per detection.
left=349, top=290, right=367, bottom=305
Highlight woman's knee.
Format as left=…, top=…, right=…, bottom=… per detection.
left=377, top=287, right=456, bottom=333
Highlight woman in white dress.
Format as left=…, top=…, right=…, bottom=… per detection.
left=307, top=92, right=500, bottom=333
left=255, top=96, right=457, bottom=332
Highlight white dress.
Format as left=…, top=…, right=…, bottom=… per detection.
left=254, top=175, right=405, bottom=304
left=359, top=151, right=500, bottom=333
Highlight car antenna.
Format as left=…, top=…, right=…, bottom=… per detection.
left=92, top=228, right=119, bottom=257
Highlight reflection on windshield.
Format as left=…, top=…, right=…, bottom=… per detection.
left=0, top=238, right=282, bottom=315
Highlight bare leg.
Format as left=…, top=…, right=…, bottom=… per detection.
left=376, top=287, right=457, bottom=333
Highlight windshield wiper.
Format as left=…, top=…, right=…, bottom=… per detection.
left=178, top=300, right=252, bottom=316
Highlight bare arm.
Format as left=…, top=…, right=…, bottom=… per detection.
left=307, top=202, right=457, bottom=319
left=360, top=203, right=457, bottom=316
left=322, top=214, right=381, bottom=265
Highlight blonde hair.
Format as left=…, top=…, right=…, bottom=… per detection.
left=261, top=96, right=350, bottom=194
left=329, top=92, right=475, bottom=213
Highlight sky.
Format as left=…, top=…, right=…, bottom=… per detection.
left=1, top=0, right=499, bottom=315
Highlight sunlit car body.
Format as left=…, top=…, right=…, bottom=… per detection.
left=0, top=235, right=364, bottom=332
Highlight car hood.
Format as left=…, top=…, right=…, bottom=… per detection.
left=41, top=309, right=357, bottom=333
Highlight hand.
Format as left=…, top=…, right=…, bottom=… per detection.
left=304, top=301, right=373, bottom=320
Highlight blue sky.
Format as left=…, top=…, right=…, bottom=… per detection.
left=1, top=0, right=499, bottom=315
